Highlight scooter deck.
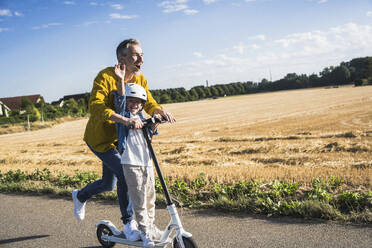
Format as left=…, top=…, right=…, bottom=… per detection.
left=101, top=234, right=171, bottom=248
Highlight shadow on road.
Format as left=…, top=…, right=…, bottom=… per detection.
left=0, top=234, right=49, bottom=245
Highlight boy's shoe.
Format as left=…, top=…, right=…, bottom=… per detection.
left=140, top=231, right=155, bottom=248
left=151, top=224, right=164, bottom=240
left=123, top=220, right=141, bottom=241
left=72, top=190, right=86, bottom=220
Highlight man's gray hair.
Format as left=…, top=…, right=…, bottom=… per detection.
left=116, top=38, right=140, bottom=59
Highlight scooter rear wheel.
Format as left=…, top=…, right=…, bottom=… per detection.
left=96, top=224, right=116, bottom=248
left=173, top=236, right=198, bottom=248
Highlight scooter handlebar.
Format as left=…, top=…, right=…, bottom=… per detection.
left=128, top=115, right=165, bottom=129
left=142, top=115, right=166, bottom=127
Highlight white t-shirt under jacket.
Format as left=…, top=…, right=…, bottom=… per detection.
left=121, top=128, right=152, bottom=167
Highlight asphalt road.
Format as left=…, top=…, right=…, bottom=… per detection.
left=0, top=193, right=371, bottom=248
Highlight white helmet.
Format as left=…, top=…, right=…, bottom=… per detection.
left=125, top=83, right=147, bottom=102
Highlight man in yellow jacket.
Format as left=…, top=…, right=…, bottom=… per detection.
left=72, top=39, right=175, bottom=241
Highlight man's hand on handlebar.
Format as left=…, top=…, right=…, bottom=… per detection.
left=153, top=108, right=176, bottom=123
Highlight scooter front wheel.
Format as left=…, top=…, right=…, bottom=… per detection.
left=173, top=236, right=198, bottom=248
left=96, top=224, right=116, bottom=248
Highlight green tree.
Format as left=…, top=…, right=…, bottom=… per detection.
left=78, top=98, right=87, bottom=114
left=204, top=87, right=212, bottom=98
left=227, top=85, right=236, bottom=95
left=160, top=94, right=172, bottom=104
left=44, top=104, right=60, bottom=120
left=320, top=67, right=332, bottom=85
left=210, top=86, right=219, bottom=97
left=362, top=57, right=372, bottom=80
left=232, top=82, right=244, bottom=95
left=189, top=88, right=199, bottom=101
left=222, top=85, right=230, bottom=95
left=170, top=89, right=185, bottom=102
left=178, top=87, right=191, bottom=101
left=21, top=97, right=33, bottom=110
left=194, top=86, right=206, bottom=99
left=216, top=86, right=225, bottom=96
left=309, top=73, right=322, bottom=87
left=329, top=65, right=351, bottom=85
left=26, top=105, right=41, bottom=122
left=63, top=98, right=80, bottom=116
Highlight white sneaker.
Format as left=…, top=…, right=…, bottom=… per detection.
left=140, top=231, right=155, bottom=248
left=72, top=190, right=86, bottom=220
left=151, top=224, right=164, bottom=241
left=123, top=220, right=141, bottom=241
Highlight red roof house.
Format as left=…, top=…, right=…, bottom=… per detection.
left=0, top=94, right=44, bottom=111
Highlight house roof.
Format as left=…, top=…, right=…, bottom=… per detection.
left=51, top=93, right=89, bottom=106
left=63, top=93, right=89, bottom=101
left=0, top=94, right=44, bottom=110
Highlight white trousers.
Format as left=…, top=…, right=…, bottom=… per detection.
left=123, top=165, right=156, bottom=233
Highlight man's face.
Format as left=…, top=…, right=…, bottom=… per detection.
left=119, top=44, right=144, bottom=75
left=126, top=97, right=143, bottom=115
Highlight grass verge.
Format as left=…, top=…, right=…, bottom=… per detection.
left=0, top=168, right=371, bottom=224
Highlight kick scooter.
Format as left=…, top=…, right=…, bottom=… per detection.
left=96, top=117, right=198, bottom=248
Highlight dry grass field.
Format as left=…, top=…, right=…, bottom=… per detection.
left=1, top=85, right=371, bottom=190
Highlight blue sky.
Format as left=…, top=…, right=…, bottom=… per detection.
left=1, top=0, right=372, bottom=103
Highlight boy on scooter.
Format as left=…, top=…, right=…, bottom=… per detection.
left=113, top=63, right=163, bottom=248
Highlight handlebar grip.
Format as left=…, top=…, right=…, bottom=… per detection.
left=143, top=117, right=165, bottom=127
left=128, top=116, right=165, bottom=129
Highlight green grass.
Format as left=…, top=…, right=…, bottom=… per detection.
left=1, top=168, right=371, bottom=224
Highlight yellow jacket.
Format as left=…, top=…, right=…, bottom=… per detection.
left=84, top=67, right=161, bottom=152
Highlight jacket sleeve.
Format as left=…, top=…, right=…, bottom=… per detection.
left=113, top=91, right=126, bottom=115
left=141, top=78, right=162, bottom=116
left=89, top=73, right=115, bottom=120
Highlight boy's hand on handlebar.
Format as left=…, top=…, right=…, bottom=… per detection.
left=153, top=109, right=176, bottom=123
left=128, top=116, right=143, bottom=129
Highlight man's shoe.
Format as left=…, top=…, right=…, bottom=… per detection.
left=123, top=220, right=141, bottom=241
left=151, top=224, right=164, bottom=241
left=140, top=231, right=155, bottom=248
left=72, top=190, right=86, bottom=220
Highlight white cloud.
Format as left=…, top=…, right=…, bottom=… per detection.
left=0, top=27, right=9, bottom=32
left=75, top=21, right=99, bottom=27
left=111, top=4, right=123, bottom=10
left=274, top=31, right=328, bottom=49
left=318, top=0, right=328, bottom=3
left=14, top=11, right=23, bottom=17
left=158, top=0, right=188, bottom=13
left=245, top=0, right=256, bottom=2
left=90, top=2, right=98, bottom=6
left=250, top=44, right=260, bottom=49
left=184, top=9, right=198, bottom=15
left=158, top=22, right=372, bottom=87
left=0, top=9, right=12, bottom=16
left=203, top=0, right=217, bottom=4
left=63, top=1, right=76, bottom=5
left=367, top=11, right=372, bottom=17
left=248, top=34, right=266, bottom=41
left=32, top=22, right=63, bottom=30
left=233, top=42, right=246, bottom=54
left=193, top=52, right=203, bottom=58
left=109, top=13, right=138, bottom=19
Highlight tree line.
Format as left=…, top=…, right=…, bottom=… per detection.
left=151, top=56, right=372, bottom=104
left=1, top=56, right=371, bottom=125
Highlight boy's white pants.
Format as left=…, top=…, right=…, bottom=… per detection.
left=123, top=165, right=156, bottom=233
